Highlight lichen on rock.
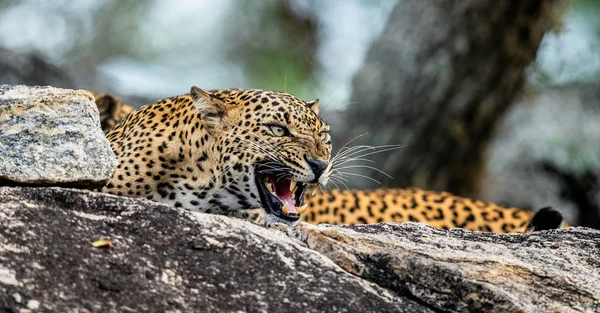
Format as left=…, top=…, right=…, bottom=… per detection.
left=0, top=85, right=116, bottom=188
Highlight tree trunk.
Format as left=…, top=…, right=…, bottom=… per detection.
left=337, top=0, right=561, bottom=196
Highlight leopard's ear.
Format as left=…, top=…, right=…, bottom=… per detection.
left=190, top=86, right=227, bottom=134
left=306, top=99, right=320, bottom=115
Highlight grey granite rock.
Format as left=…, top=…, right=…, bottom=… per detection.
left=2, top=185, right=598, bottom=312
left=0, top=186, right=428, bottom=313
left=297, top=222, right=600, bottom=312
left=0, top=85, right=116, bottom=188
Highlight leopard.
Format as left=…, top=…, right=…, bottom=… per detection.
left=89, top=91, right=134, bottom=133
left=95, top=87, right=566, bottom=233
left=302, top=188, right=567, bottom=233
left=101, top=86, right=330, bottom=225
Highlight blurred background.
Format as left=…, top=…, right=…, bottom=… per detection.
left=0, top=0, right=599, bottom=229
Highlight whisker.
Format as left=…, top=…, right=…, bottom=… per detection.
left=332, top=145, right=382, bottom=163
left=327, top=179, right=341, bottom=191
left=329, top=176, right=349, bottom=190
left=333, top=171, right=382, bottom=185
left=334, top=144, right=404, bottom=162
left=213, top=172, right=247, bottom=201
left=335, top=132, right=369, bottom=153
left=332, top=157, right=374, bottom=167
left=226, top=132, right=280, bottom=162
left=334, top=165, right=394, bottom=179
left=334, top=145, right=405, bottom=164
left=329, top=174, right=349, bottom=183
left=331, top=141, right=372, bottom=162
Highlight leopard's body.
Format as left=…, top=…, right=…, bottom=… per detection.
left=95, top=88, right=562, bottom=233
left=303, top=188, right=534, bottom=233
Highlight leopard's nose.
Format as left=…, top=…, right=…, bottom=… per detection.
left=307, top=159, right=328, bottom=182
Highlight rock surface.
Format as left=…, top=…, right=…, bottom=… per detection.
left=0, top=186, right=428, bottom=313
left=297, top=222, right=600, bottom=312
left=0, top=85, right=116, bottom=188
left=1, top=186, right=599, bottom=312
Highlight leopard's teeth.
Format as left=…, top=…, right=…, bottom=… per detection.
left=264, top=179, right=276, bottom=196
left=289, top=180, right=297, bottom=193
left=311, top=184, right=318, bottom=196
left=296, top=204, right=308, bottom=214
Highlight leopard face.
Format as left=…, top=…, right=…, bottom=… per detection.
left=103, top=87, right=331, bottom=225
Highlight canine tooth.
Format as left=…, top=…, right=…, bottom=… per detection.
left=297, top=204, right=308, bottom=214
left=289, top=180, right=297, bottom=193
left=282, top=202, right=290, bottom=215
left=265, top=181, right=274, bottom=192
left=264, top=181, right=277, bottom=197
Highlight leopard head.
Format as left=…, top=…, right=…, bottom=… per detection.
left=191, top=87, right=332, bottom=225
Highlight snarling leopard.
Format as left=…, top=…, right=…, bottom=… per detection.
left=97, top=88, right=566, bottom=233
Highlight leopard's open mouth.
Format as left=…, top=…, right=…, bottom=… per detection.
left=254, top=165, right=313, bottom=222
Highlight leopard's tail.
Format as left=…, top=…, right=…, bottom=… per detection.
left=529, top=207, right=569, bottom=231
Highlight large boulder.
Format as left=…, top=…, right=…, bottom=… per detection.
left=0, top=85, right=116, bottom=188
left=1, top=186, right=599, bottom=312
left=297, top=222, right=600, bottom=312
left=0, top=186, right=427, bottom=313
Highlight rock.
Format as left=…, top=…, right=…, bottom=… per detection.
left=2, top=185, right=597, bottom=312
left=0, top=85, right=116, bottom=188
left=0, top=186, right=428, bottom=313
left=296, top=222, right=600, bottom=312
left=2, top=185, right=598, bottom=312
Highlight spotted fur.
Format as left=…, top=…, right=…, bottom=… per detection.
left=101, top=87, right=330, bottom=223
left=303, top=188, right=537, bottom=233
left=94, top=89, right=563, bottom=233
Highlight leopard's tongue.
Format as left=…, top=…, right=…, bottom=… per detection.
left=272, top=179, right=298, bottom=214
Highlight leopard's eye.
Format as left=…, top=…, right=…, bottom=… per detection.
left=320, top=132, right=331, bottom=143
left=269, top=125, right=288, bottom=137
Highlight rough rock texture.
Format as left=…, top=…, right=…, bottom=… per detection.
left=297, top=222, right=600, bottom=312
left=0, top=186, right=428, bottom=313
left=0, top=85, right=116, bottom=188
left=1, top=186, right=598, bottom=312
